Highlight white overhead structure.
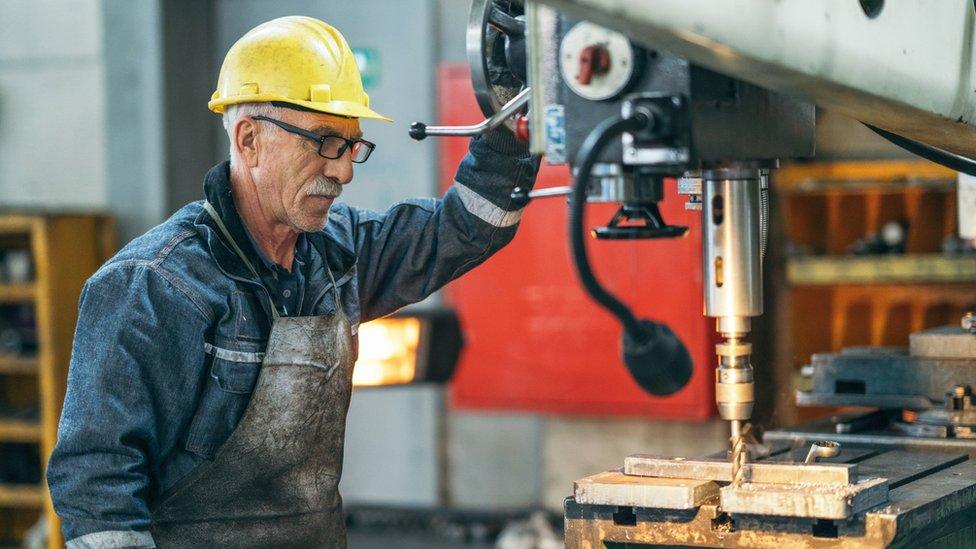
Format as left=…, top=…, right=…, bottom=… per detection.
left=535, top=0, right=976, bottom=158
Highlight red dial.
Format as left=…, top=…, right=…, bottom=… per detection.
left=576, top=44, right=611, bottom=86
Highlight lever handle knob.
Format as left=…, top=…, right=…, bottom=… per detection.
left=409, top=122, right=428, bottom=141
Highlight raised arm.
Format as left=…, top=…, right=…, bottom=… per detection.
left=351, top=128, right=540, bottom=322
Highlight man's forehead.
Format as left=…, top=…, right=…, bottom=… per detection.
left=286, top=109, right=362, bottom=138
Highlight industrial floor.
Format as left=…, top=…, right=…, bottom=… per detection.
left=345, top=507, right=561, bottom=548
left=348, top=532, right=492, bottom=548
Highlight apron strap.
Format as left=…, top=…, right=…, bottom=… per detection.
left=204, top=201, right=280, bottom=322
left=322, top=251, right=341, bottom=313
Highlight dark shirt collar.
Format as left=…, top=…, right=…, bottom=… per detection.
left=202, top=161, right=305, bottom=271
left=203, top=161, right=268, bottom=273
left=239, top=214, right=308, bottom=273
left=199, top=160, right=355, bottom=292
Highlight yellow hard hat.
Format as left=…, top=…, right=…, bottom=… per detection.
left=209, top=16, right=392, bottom=122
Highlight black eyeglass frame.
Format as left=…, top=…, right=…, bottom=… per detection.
left=252, top=115, right=375, bottom=163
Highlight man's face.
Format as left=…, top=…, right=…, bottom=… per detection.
left=251, top=109, right=362, bottom=232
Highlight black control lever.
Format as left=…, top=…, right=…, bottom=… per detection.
left=510, top=185, right=572, bottom=203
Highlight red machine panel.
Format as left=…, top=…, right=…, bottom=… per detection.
left=439, top=65, right=716, bottom=418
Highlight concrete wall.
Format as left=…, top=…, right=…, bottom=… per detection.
left=102, top=0, right=166, bottom=241
left=0, top=0, right=108, bottom=209
left=0, top=0, right=167, bottom=241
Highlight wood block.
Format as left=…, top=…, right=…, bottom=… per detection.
left=721, top=477, right=889, bottom=519
left=574, top=471, right=719, bottom=509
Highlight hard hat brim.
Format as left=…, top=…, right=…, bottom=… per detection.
left=209, top=95, right=393, bottom=123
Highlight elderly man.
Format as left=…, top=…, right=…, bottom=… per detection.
left=47, top=16, right=537, bottom=548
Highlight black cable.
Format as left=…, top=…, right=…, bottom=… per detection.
left=567, top=111, right=692, bottom=396
left=864, top=123, right=976, bottom=177
left=568, top=112, right=649, bottom=337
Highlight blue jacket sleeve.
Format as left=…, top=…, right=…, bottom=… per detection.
left=354, top=128, right=540, bottom=321
left=47, top=262, right=211, bottom=546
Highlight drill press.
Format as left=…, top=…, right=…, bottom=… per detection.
left=413, top=1, right=976, bottom=546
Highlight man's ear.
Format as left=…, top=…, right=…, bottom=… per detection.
left=234, top=117, right=260, bottom=168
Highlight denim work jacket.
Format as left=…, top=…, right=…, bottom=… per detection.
left=47, top=129, right=538, bottom=548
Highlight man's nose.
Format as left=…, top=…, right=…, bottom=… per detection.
left=325, top=154, right=354, bottom=185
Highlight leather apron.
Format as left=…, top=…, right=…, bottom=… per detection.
left=150, top=202, right=355, bottom=548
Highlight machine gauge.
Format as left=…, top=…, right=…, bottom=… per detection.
left=559, top=22, right=639, bottom=101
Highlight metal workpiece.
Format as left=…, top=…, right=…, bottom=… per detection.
left=623, top=455, right=857, bottom=486
left=568, top=451, right=976, bottom=547
left=721, top=477, right=888, bottom=520
left=574, top=471, right=719, bottom=509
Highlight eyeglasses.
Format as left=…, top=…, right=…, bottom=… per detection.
left=252, top=115, right=376, bottom=163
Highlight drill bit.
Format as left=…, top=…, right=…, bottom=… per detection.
left=730, top=421, right=751, bottom=485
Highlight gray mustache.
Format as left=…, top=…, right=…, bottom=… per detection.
left=306, top=177, right=343, bottom=198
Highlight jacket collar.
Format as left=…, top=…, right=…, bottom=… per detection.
left=194, top=162, right=357, bottom=297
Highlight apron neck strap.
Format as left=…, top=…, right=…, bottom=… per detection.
left=204, top=201, right=280, bottom=322
left=322, top=251, right=342, bottom=313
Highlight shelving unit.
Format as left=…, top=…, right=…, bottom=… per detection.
left=0, top=284, right=37, bottom=303
left=769, top=161, right=976, bottom=425
left=786, top=254, right=976, bottom=285
left=0, top=357, right=37, bottom=375
left=0, top=484, right=45, bottom=509
left=0, top=213, right=115, bottom=548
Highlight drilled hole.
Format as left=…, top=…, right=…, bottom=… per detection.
left=612, top=506, right=637, bottom=526
left=813, top=518, right=839, bottom=538
left=710, top=513, right=736, bottom=533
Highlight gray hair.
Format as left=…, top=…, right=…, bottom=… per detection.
left=223, top=102, right=289, bottom=164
